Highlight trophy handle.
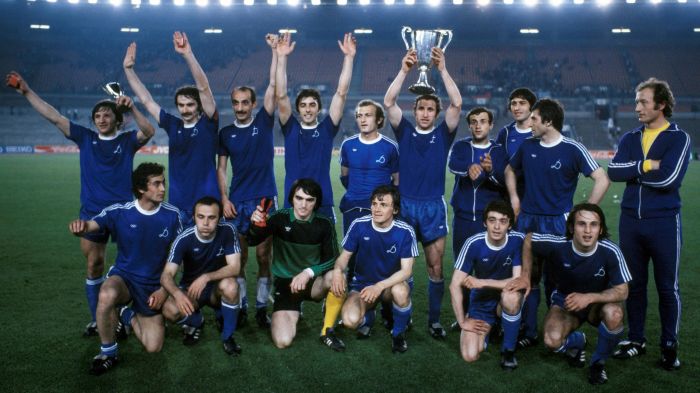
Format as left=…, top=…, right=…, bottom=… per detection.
left=438, top=30, right=453, bottom=51
left=401, top=26, right=413, bottom=50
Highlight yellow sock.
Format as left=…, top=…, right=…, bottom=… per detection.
left=321, top=291, right=345, bottom=335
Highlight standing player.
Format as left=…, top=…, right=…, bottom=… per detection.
left=608, top=78, right=690, bottom=370
left=504, top=98, right=610, bottom=348
left=496, top=87, right=537, bottom=160
left=449, top=200, right=524, bottom=369
left=6, top=71, right=154, bottom=336
left=384, top=47, right=462, bottom=338
left=523, top=204, right=631, bottom=385
left=124, top=32, right=219, bottom=224
left=248, top=179, right=344, bottom=352
left=161, top=196, right=243, bottom=355
left=69, top=163, right=182, bottom=375
left=339, top=99, right=399, bottom=234
left=275, top=32, right=356, bottom=221
left=448, top=107, right=508, bottom=259
left=217, top=34, right=279, bottom=329
left=331, top=186, right=418, bottom=353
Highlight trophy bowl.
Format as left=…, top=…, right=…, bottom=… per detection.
left=401, top=26, right=453, bottom=95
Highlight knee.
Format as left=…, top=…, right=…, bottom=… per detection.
left=602, top=303, right=624, bottom=328
left=219, top=278, right=239, bottom=300
left=544, top=331, right=563, bottom=351
left=341, top=309, right=362, bottom=329
left=461, top=347, right=480, bottom=363
left=500, top=292, right=522, bottom=314
left=272, top=333, right=293, bottom=349
left=97, top=286, right=119, bottom=307
left=161, top=302, right=180, bottom=322
left=144, top=340, right=163, bottom=353
left=391, top=284, right=410, bottom=306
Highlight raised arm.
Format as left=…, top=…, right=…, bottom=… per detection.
left=587, top=167, right=610, bottom=205
left=275, top=32, right=296, bottom=126
left=263, top=33, right=279, bottom=116
left=384, top=49, right=417, bottom=129
left=328, top=33, right=356, bottom=126
left=116, top=95, right=154, bottom=144
left=173, top=31, right=216, bottom=118
left=6, top=72, right=69, bottom=136
left=432, top=47, right=462, bottom=132
left=123, top=42, right=162, bottom=120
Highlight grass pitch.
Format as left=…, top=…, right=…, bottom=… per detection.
left=0, top=155, right=697, bottom=392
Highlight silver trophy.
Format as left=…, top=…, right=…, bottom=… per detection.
left=401, top=26, right=453, bottom=95
left=102, top=82, right=124, bottom=99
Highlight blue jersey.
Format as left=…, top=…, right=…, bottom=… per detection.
left=339, top=134, right=399, bottom=209
left=509, top=136, right=599, bottom=216
left=219, top=110, right=277, bottom=202
left=455, top=231, right=524, bottom=300
left=392, top=117, right=456, bottom=200
left=159, top=109, right=220, bottom=215
left=167, top=222, right=241, bottom=287
left=608, top=123, right=690, bottom=219
left=68, top=123, right=143, bottom=217
left=281, top=115, right=339, bottom=208
left=448, top=138, right=507, bottom=221
left=531, top=234, right=632, bottom=295
left=93, top=201, right=182, bottom=285
left=496, top=122, right=532, bottom=160
left=343, top=216, right=419, bottom=287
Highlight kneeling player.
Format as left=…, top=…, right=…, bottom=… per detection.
left=331, top=185, right=418, bottom=353
left=69, top=163, right=182, bottom=375
left=449, top=200, right=524, bottom=369
left=526, top=203, right=631, bottom=385
left=249, top=178, right=345, bottom=351
left=161, top=196, right=243, bottom=355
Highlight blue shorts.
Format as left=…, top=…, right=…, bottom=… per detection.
left=107, top=266, right=160, bottom=317
left=231, top=196, right=278, bottom=235
left=468, top=291, right=500, bottom=326
left=81, top=206, right=110, bottom=244
left=400, top=196, right=448, bottom=244
left=516, top=212, right=567, bottom=235
left=179, top=281, right=217, bottom=308
left=550, top=290, right=598, bottom=324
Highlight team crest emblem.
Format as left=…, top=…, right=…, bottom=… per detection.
left=113, top=145, right=122, bottom=154
left=216, top=246, right=225, bottom=256
left=550, top=160, right=562, bottom=170
left=429, top=135, right=436, bottom=144
left=386, top=244, right=397, bottom=254
left=503, top=256, right=512, bottom=267
left=158, top=228, right=169, bottom=238
left=375, top=155, right=386, bottom=164
left=190, top=128, right=199, bottom=137
left=312, top=130, right=320, bottom=138
left=252, top=127, right=259, bottom=136
left=594, top=267, right=606, bottom=277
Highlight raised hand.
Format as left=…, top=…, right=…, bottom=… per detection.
left=173, top=31, right=192, bottom=55
left=276, top=32, right=296, bottom=56
left=401, top=49, right=417, bottom=73
left=6, top=71, right=28, bottom=94
left=265, top=33, right=279, bottom=49
left=431, top=47, right=446, bottom=71
left=123, top=42, right=137, bottom=69
left=338, top=32, right=357, bottom=57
